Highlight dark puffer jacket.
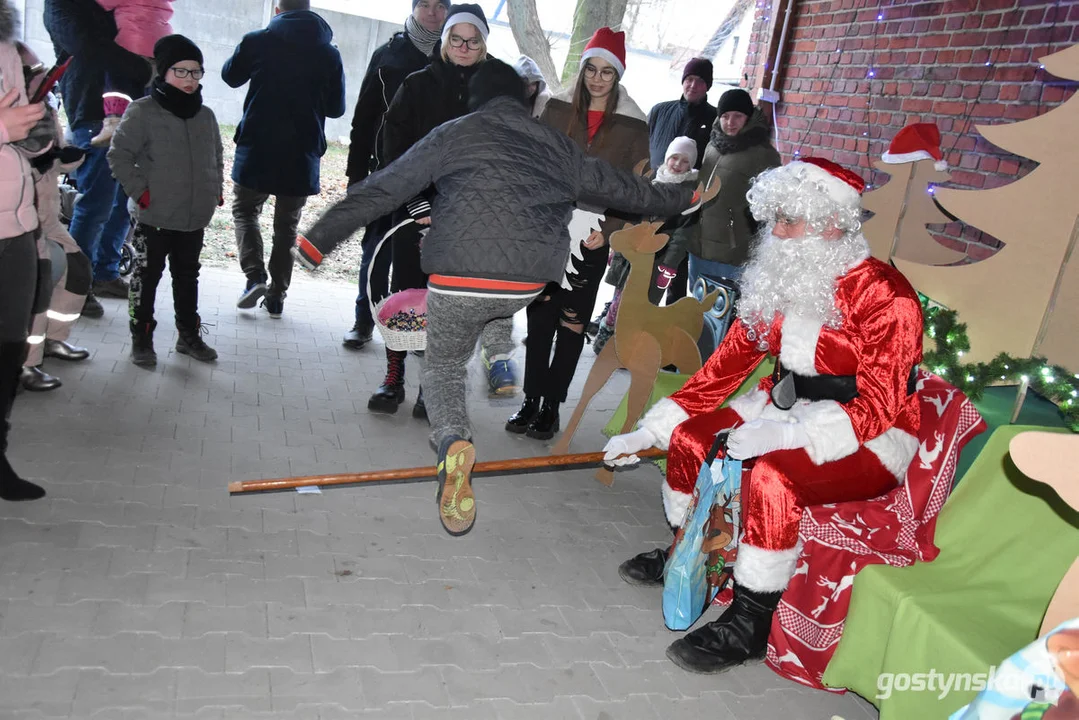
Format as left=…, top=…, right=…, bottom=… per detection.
left=305, top=96, right=693, bottom=284
left=647, top=96, right=717, bottom=171
left=345, top=31, right=430, bottom=184
left=107, top=97, right=224, bottom=232
left=685, top=108, right=781, bottom=265
left=222, top=10, right=345, bottom=197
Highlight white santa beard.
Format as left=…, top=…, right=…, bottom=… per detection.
left=736, top=231, right=869, bottom=328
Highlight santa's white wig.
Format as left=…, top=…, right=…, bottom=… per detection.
left=747, top=161, right=864, bottom=237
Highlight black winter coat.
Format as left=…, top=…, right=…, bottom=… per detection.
left=305, top=97, right=694, bottom=285
left=222, top=10, right=345, bottom=197
left=382, top=52, right=480, bottom=167
left=647, top=97, right=717, bottom=171
left=345, top=31, right=429, bottom=184
left=43, top=0, right=150, bottom=131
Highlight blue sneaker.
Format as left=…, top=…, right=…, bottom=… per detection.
left=484, top=352, right=519, bottom=396
left=237, top=280, right=266, bottom=309
left=261, top=294, right=284, bottom=319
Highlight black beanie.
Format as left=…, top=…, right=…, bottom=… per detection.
left=717, top=88, right=754, bottom=118
left=413, top=0, right=450, bottom=8
left=468, top=58, right=526, bottom=111
left=153, top=34, right=203, bottom=79
left=682, top=58, right=714, bottom=90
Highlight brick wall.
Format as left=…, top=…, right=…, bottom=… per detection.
left=742, top=0, right=1079, bottom=257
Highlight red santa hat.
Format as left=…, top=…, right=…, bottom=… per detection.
left=792, top=157, right=865, bottom=208
left=580, top=27, right=626, bottom=78
left=882, top=123, right=948, bottom=171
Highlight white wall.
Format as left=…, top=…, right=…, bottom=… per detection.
left=18, top=0, right=753, bottom=143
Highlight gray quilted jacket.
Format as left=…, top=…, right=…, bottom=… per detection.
left=107, top=97, right=224, bottom=233
left=306, top=96, right=693, bottom=284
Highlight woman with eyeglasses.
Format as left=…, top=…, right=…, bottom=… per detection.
left=365, top=3, right=495, bottom=420
left=508, top=27, right=651, bottom=441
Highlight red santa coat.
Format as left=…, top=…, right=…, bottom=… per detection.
left=640, top=256, right=923, bottom=533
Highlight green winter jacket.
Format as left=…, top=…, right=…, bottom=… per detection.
left=682, top=108, right=780, bottom=266
left=107, top=96, right=224, bottom=233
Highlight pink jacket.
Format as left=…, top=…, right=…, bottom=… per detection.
left=0, top=40, right=38, bottom=239
left=96, top=0, right=174, bottom=58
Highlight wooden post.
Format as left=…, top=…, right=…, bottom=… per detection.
left=228, top=447, right=667, bottom=495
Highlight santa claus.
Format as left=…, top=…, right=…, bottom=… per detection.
left=604, top=157, right=924, bottom=674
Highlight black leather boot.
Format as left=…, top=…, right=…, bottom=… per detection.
left=130, top=320, right=157, bottom=368
left=665, top=582, right=783, bottom=674
left=176, top=317, right=218, bottom=362
left=0, top=341, right=46, bottom=501
left=618, top=547, right=668, bottom=586
left=368, top=349, right=406, bottom=413
left=505, top=396, right=541, bottom=434
left=412, top=386, right=428, bottom=421
left=525, top=398, right=560, bottom=440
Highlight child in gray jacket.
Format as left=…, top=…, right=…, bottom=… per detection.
left=107, top=34, right=223, bottom=368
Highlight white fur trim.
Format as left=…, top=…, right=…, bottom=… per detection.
left=934, top=160, right=948, bottom=171
left=637, top=397, right=689, bottom=450
left=882, top=149, right=935, bottom=165
left=734, top=542, right=801, bottom=592
left=580, top=47, right=625, bottom=78
left=864, top=427, right=919, bottom=481
left=790, top=161, right=860, bottom=208
left=778, top=315, right=821, bottom=376
left=790, top=400, right=859, bottom=464
left=662, top=482, right=694, bottom=528
left=729, top=388, right=770, bottom=422
left=441, top=12, right=489, bottom=45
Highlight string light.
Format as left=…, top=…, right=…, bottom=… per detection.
left=919, top=294, right=1079, bottom=431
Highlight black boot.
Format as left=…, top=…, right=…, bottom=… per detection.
left=665, top=582, right=783, bottom=674
left=130, top=320, right=157, bottom=368
left=412, top=386, right=428, bottom=421
left=368, top=349, right=406, bottom=413
left=525, top=398, right=559, bottom=440
left=176, top=317, right=218, bottom=362
left=0, top=341, right=46, bottom=501
left=505, top=396, right=541, bottom=434
left=618, top=547, right=668, bottom=586
left=343, top=318, right=374, bottom=349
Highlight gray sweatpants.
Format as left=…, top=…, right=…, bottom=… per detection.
left=424, top=290, right=533, bottom=448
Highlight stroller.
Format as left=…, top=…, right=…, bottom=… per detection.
left=58, top=174, right=136, bottom=277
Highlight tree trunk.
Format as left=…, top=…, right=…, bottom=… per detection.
left=506, top=0, right=563, bottom=94
left=561, top=0, right=630, bottom=85
left=699, top=0, right=754, bottom=60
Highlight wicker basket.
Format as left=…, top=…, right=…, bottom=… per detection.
left=368, top=219, right=427, bottom=352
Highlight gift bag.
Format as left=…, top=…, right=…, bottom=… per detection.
left=663, top=432, right=742, bottom=631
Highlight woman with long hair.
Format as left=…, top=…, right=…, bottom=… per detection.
left=508, top=27, right=650, bottom=440
left=368, top=3, right=491, bottom=418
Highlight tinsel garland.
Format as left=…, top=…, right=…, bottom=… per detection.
left=919, top=294, right=1079, bottom=432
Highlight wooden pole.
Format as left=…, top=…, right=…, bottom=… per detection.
left=227, top=447, right=667, bottom=495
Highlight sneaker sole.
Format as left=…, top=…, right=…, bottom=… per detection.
left=490, top=384, right=520, bottom=397
left=436, top=440, right=476, bottom=536
left=237, top=286, right=267, bottom=309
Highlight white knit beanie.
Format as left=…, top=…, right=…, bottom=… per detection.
left=665, top=136, right=698, bottom=168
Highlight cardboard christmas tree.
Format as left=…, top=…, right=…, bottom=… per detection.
left=864, top=123, right=966, bottom=265
left=896, top=45, right=1079, bottom=367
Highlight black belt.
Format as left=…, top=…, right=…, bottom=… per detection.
left=769, top=364, right=918, bottom=410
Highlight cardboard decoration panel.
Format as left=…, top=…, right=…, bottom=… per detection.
left=897, top=43, right=1079, bottom=368
left=864, top=159, right=965, bottom=265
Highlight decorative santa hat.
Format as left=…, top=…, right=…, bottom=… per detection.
left=665, top=136, right=698, bottom=168
left=580, top=27, right=626, bottom=78
left=793, top=157, right=865, bottom=208
left=882, top=122, right=948, bottom=171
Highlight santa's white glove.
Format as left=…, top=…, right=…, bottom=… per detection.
left=726, top=419, right=810, bottom=461
left=602, top=427, right=657, bottom=466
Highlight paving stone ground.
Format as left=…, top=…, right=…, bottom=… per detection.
left=1, top=268, right=880, bottom=719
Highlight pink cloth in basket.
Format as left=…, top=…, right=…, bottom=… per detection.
left=378, top=289, right=427, bottom=324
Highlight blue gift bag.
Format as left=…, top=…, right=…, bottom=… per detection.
left=662, top=434, right=742, bottom=631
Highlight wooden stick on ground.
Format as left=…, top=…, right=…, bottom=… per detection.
left=227, top=447, right=667, bottom=494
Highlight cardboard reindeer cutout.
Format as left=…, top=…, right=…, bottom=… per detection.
left=552, top=170, right=722, bottom=484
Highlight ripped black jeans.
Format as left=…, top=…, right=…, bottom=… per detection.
left=522, top=244, right=607, bottom=403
